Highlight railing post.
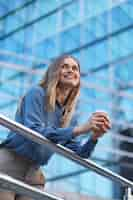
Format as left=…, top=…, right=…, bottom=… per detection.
left=124, top=188, right=133, bottom=200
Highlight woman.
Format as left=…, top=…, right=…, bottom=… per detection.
left=0, top=54, right=111, bottom=200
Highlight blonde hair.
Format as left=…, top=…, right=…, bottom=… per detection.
left=39, top=54, right=80, bottom=127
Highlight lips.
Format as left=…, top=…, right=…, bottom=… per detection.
left=63, top=75, right=74, bottom=79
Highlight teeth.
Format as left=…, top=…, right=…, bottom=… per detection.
left=64, top=75, right=73, bottom=78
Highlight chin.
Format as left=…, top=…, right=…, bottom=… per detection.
left=60, top=79, right=79, bottom=87
left=64, top=82, right=78, bottom=88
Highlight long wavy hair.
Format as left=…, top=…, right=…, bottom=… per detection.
left=39, top=54, right=80, bottom=127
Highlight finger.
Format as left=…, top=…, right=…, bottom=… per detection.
left=94, top=114, right=110, bottom=122
left=92, top=122, right=107, bottom=133
left=92, top=116, right=110, bottom=124
left=93, top=112, right=110, bottom=121
left=92, top=116, right=108, bottom=121
left=104, top=121, right=111, bottom=129
left=101, top=126, right=108, bottom=133
left=93, top=121, right=110, bottom=133
left=92, top=112, right=109, bottom=118
left=94, top=118, right=111, bottom=129
left=92, top=124, right=102, bottom=132
left=93, top=121, right=105, bottom=126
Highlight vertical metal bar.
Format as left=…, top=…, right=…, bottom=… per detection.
left=124, top=187, right=133, bottom=200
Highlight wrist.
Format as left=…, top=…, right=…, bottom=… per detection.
left=91, top=133, right=98, bottom=142
left=73, top=125, right=84, bottom=137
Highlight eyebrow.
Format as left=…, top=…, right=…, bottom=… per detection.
left=62, top=63, right=79, bottom=68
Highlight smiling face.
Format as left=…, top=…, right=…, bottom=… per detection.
left=58, top=57, right=80, bottom=88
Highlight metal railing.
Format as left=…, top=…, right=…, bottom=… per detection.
left=0, top=172, right=63, bottom=200
left=0, top=114, right=133, bottom=200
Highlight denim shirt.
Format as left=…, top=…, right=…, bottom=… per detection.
left=3, top=86, right=97, bottom=166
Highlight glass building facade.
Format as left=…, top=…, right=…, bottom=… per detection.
left=0, top=0, right=133, bottom=199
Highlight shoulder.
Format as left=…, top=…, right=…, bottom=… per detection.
left=23, top=86, right=46, bottom=104
left=26, top=85, right=46, bottom=98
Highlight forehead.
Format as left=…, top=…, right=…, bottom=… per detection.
left=61, top=57, right=78, bottom=66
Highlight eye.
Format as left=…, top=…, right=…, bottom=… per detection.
left=61, top=64, right=68, bottom=69
left=72, top=65, right=79, bottom=71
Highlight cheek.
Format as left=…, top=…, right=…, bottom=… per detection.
left=74, top=73, right=80, bottom=81
left=59, top=72, right=64, bottom=80
left=60, top=70, right=65, bottom=78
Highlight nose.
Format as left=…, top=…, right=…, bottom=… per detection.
left=67, top=66, right=73, bottom=73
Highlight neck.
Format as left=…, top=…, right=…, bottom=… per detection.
left=56, top=85, right=72, bottom=106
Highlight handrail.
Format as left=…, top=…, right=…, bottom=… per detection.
left=0, top=172, right=63, bottom=200
left=0, top=114, right=133, bottom=189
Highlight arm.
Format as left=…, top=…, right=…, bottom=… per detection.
left=63, top=111, right=111, bottom=158
left=22, top=87, right=74, bottom=144
left=64, top=136, right=97, bottom=158
left=22, top=87, right=111, bottom=145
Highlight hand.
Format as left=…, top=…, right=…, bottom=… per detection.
left=90, top=111, right=111, bottom=141
left=89, top=111, right=111, bottom=133
left=73, top=111, right=111, bottom=137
